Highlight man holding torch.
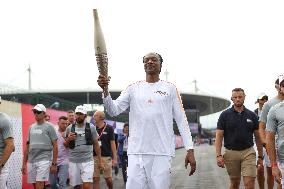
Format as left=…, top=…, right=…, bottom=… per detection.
left=97, top=52, right=196, bottom=189
left=94, top=10, right=196, bottom=189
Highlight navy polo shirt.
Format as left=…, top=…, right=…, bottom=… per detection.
left=93, top=124, right=115, bottom=157
left=217, top=106, right=259, bottom=150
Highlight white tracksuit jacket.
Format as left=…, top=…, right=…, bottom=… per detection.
left=103, top=80, right=194, bottom=157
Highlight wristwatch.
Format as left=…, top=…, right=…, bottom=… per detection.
left=51, top=162, right=57, bottom=166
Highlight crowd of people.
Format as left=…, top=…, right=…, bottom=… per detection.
left=216, top=74, right=284, bottom=189
left=0, top=52, right=196, bottom=189
left=0, top=52, right=283, bottom=189
left=20, top=104, right=130, bottom=189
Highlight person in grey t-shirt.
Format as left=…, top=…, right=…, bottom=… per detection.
left=259, top=76, right=284, bottom=142
left=64, top=105, right=102, bottom=189
left=0, top=112, right=14, bottom=189
left=258, top=75, right=284, bottom=189
left=266, top=75, right=284, bottom=185
left=22, top=104, right=58, bottom=189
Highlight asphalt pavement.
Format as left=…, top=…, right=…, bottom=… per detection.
left=49, top=144, right=277, bottom=189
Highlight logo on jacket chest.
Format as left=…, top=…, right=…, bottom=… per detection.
left=154, top=90, right=168, bottom=96
left=145, top=90, right=169, bottom=104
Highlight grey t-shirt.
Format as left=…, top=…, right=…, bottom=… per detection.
left=266, top=101, right=284, bottom=162
left=259, top=97, right=282, bottom=123
left=65, top=123, right=98, bottom=163
left=0, top=113, right=13, bottom=159
left=28, top=122, right=58, bottom=163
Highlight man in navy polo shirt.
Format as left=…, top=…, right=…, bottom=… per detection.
left=215, top=88, right=262, bottom=189
left=93, top=111, right=117, bottom=189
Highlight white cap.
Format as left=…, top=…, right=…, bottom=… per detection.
left=257, top=93, right=268, bottom=100
left=255, top=93, right=268, bottom=103
left=33, top=104, right=46, bottom=112
left=75, top=105, right=87, bottom=115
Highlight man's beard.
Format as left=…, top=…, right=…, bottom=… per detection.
left=76, top=118, right=84, bottom=124
left=234, top=102, right=243, bottom=108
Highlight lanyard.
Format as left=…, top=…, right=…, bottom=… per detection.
left=97, top=124, right=106, bottom=140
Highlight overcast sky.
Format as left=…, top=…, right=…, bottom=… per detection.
left=1, top=1, right=283, bottom=128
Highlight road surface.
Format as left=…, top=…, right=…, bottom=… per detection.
left=53, top=144, right=277, bottom=189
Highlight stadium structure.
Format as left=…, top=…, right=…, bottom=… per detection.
left=0, top=83, right=231, bottom=136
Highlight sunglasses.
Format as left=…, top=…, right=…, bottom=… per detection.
left=33, top=110, right=43, bottom=114
left=75, top=112, right=84, bottom=116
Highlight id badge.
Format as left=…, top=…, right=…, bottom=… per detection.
left=98, top=141, right=102, bottom=146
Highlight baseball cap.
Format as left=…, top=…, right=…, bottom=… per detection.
left=33, top=104, right=46, bottom=112
left=75, top=105, right=87, bottom=115
left=255, top=93, right=268, bottom=103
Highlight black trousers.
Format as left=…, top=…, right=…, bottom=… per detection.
left=120, top=151, right=128, bottom=183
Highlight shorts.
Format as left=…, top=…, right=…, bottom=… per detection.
left=69, top=161, right=94, bottom=186
left=224, top=147, right=256, bottom=178
left=0, top=164, right=9, bottom=189
left=94, top=156, right=112, bottom=178
left=28, top=161, right=51, bottom=183
left=126, top=154, right=172, bottom=189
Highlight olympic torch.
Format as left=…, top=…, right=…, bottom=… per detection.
left=93, top=9, right=109, bottom=94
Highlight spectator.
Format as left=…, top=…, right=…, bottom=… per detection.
left=49, top=116, right=69, bottom=189
left=22, top=104, right=58, bottom=189
left=0, top=111, right=14, bottom=189
left=117, top=123, right=129, bottom=184
left=215, top=88, right=261, bottom=189
left=93, top=111, right=117, bottom=189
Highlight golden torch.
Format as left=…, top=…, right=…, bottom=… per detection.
left=93, top=9, right=109, bottom=93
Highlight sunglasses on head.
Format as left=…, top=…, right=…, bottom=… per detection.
left=33, top=110, right=43, bottom=114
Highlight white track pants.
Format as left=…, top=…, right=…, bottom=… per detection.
left=126, top=154, right=172, bottom=189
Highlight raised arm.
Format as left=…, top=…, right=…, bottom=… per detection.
left=103, top=88, right=131, bottom=117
